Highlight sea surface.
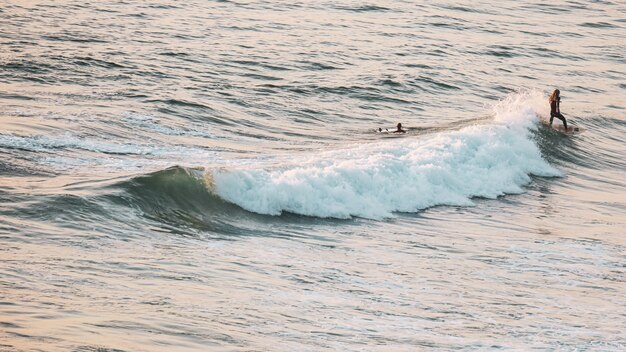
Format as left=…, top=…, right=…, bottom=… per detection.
left=1, top=1, right=625, bottom=351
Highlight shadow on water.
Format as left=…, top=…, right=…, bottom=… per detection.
left=533, top=115, right=625, bottom=171
left=533, top=124, right=579, bottom=167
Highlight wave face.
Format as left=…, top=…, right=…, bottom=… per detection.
left=212, top=91, right=561, bottom=219
left=109, top=166, right=270, bottom=236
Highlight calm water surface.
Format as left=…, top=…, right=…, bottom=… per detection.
left=1, top=0, right=625, bottom=350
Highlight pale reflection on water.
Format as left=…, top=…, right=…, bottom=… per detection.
left=1, top=0, right=625, bottom=350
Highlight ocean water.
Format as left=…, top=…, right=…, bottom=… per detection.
left=1, top=0, right=625, bottom=350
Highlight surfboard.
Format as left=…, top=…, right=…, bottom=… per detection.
left=376, top=128, right=407, bottom=135
left=377, top=131, right=406, bottom=138
left=552, top=125, right=583, bottom=134
left=541, top=121, right=584, bottom=134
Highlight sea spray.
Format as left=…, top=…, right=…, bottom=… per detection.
left=211, top=91, right=561, bottom=219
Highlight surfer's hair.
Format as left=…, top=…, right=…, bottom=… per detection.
left=549, top=89, right=560, bottom=103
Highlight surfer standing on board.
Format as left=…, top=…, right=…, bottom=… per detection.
left=549, top=89, right=568, bottom=131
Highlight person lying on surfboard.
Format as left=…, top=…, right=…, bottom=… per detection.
left=377, top=123, right=406, bottom=133
left=549, top=89, right=568, bottom=131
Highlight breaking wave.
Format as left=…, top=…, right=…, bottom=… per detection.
left=210, top=91, right=561, bottom=219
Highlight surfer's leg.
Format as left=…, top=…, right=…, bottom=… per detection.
left=549, top=115, right=554, bottom=125
left=556, top=113, right=568, bottom=130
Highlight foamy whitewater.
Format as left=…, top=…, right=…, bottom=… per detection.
left=213, top=92, right=560, bottom=219
left=1, top=1, right=625, bottom=351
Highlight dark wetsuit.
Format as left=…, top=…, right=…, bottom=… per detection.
left=550, top=98, right=568, bottom=130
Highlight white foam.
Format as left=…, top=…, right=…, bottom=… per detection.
left=0, top=133, right=155, bottom=154
left=212, top=91, right=561, bottom=219
left=0, top=132, right=221, bottom=172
